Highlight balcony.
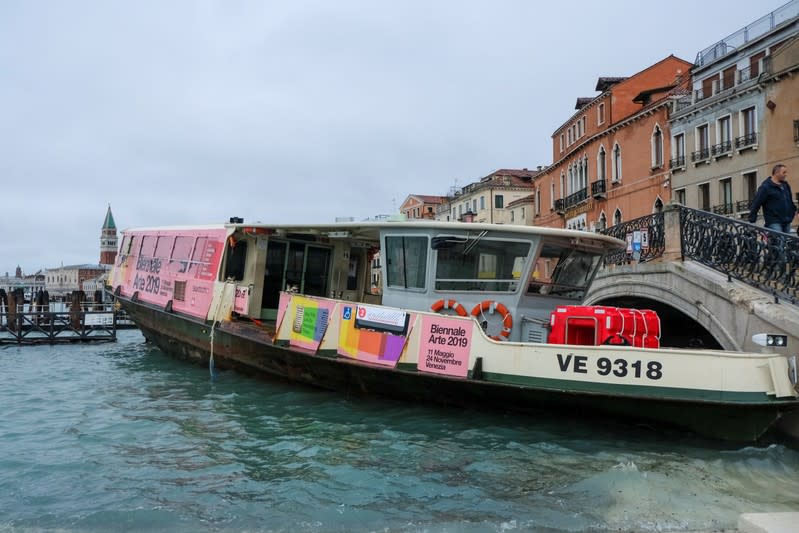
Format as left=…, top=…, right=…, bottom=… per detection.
left=669, top=155, right=686, bottom=170
left=712, top=203, right=734, bottom=215
left=591, top=179, right=607, bottom=199
left=691, top=148, right=710, bottom=163
left=695, top=1, right=799, bottom=66
left=711, top=141, right=732, bottom=157
left=735, top=132, right=758, bottom=150
left=554, top=187, right=589, bottom=216
left=736, top=199, right=752, bottom=215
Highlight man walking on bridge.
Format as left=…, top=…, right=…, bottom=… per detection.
left=748, top=163, right=796, bottom=233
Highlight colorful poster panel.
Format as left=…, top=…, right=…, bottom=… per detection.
left=338, top=304, right=413, bottom=367
left=418, top=315, right=473, bottom=378
left=286, top=295, right=335, bottom=352
left=275, top=291, right=293, bottom=334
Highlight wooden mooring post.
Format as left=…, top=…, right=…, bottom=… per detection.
left=0, top=290, right=119, bottom=345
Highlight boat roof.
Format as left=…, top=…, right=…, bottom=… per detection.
left=122, top=220, right=626, bottom=250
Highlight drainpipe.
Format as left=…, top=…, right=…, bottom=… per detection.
left=490, top=190, right=494, bottom=224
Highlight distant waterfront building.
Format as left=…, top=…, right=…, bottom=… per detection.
left=669, top=0, right=799, bottom=221
left=100, top=205, right=118, bottom=265
left=0, top=268, right=45, bottom=297
left=44, top=264, right=110, bottom=298
left=434, top=168, right=543, bottom=224
left=399, top=195, right=448, bottom=220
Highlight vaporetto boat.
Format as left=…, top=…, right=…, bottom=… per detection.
left=106, top=219, right=799, bottom=442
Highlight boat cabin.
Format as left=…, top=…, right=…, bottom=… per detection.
left=109, top=221, right=624, bottom=342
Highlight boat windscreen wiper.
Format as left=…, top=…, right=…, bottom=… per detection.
left=463, top=230, right=488, bottom=255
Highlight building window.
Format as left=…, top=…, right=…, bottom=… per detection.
left=510, top=210, right=515, bottom=223
left=743, top=171, right=757, bottom=208
left=701, top=76, right=715, bottom=100
left=550, top=182, right=555, bottom=209
left=560, top=173, right=566, bottom=197
left=598, top=103, right=605, bottom=125
left=720, top=178, right=733, bottom=214
left=738, top=107, right=757, bottom=148
left=716, top=115, right=731, bottom=155
left=672, top=133, right=685, bottom=168
left=674, top=188, right=686, bottom=206
left=698, top=183, right=710, bottom=211
left=793, top=119, right=799, bottom=143
left=694, top=124, right=710, bottom=161
left=535, top=189, right=541, bottom=215
left=480, top=196, right=485, bottom=210
left=597, top=146, right=606, bottom=181
left=722, top=65, right=736, bottom=91
left=598, top=212, right=607, bottom=231
left=651, top=125, right=663, bottom=168
left=613, top=208, right=622, bottom=226
left=612, top=143, right=622, bottom=182
left=495, top=195, right=504, bottom=209
left=560, top=134, right=564, bottom=152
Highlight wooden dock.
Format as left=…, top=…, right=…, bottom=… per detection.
left=0, top=289, right=134, bottom=345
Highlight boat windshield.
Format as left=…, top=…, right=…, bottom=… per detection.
left=527, top=242, right=602, bottom=299
left=434, top=237, right=530, bottom=292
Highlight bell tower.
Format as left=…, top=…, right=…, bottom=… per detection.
left=100, top=205, right=118, bottom=265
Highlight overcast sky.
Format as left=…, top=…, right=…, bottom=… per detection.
left=0, top=0, right=787, bottom=275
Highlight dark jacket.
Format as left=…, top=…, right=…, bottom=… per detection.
left=748, top=178, right=796, bottom=225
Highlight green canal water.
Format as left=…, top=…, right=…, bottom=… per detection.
left=1, top=330, right=798, bottom=532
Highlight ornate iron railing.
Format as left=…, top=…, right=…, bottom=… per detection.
left=601, top=212, right=665, bottom=265
left=711, top=141, right=732, bottom=156
left=735, top=132, right=758, bottom=148
left=712, top=203, right=734, bottom=215
left=691, top=148, right=710, bottom=162
left=669, top=155, right=685, bottom=169
left=679, top=206, right=799, bottom=303
left=601, top=206, right=799, bottom=303
left=591, top=179, right=606, bottom=197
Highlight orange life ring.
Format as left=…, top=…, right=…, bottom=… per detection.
left=471, top=300, right=513, bottom=341
left=430, top=299, right=468, bottom=317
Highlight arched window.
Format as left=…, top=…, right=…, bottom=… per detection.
left=612, top=143, right=622, bottom=182
left=560, top=172, right=566, bottom=198
left=613, top=208, right=622, bottom=225
left=535, top=189, right=541, bottom=215
left=598, top=212, right=607, bottom=231
left=654, top=197, right=664, bottom=213
left=550, top=182, right=555, bottom=208
left=597, top=145, right=606, bottom=182
left=582, top=156, right=589, bottom=190
left=651, top=125, right=663, bottom=168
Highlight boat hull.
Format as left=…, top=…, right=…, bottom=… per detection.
left=119, top=296, right=797, bottom=443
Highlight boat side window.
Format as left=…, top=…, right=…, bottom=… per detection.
left=224, top=238, right=247, bottom=281
left=528, top=243, right=601, bottom=299
left=155, top=236, right=174, bottom=260
left=189, top=237, right=214, bottom=280
left=169, top=236, right=195, bottom=274
left=385, top=236, right=427, bottom=290
left=435, top=238, right=530, bottom=292
left=140, top=235, right=157, bottom=258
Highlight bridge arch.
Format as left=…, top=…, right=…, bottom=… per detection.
left=586, top=264, right=729, bottom=350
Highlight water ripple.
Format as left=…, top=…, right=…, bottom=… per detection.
left=1, top=330, right=798, bottom=532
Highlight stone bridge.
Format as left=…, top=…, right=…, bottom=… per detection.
left=586, top=205, right=799, bottom=352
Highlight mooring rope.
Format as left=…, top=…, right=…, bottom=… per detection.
left=209, top=319, right=217, bottom=380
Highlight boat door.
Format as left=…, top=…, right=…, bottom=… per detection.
left=260, top=240, right=331, bottom=319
